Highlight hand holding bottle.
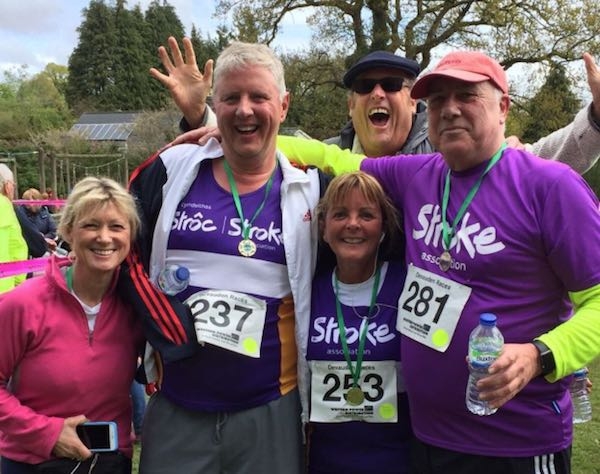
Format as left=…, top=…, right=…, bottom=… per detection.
left=472, top=342, right=541, bottom=410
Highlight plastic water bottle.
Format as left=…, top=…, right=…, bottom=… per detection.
left=466, top=313, right=504, bottom=416
left=570, top=367, right=592, bottom=424
left=156, top=265, right=190, bottom=295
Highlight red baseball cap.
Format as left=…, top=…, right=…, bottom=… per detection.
left=410, top=51, right=508, bottom=99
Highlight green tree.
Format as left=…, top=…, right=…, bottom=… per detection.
left=189, top=25, right=232, bottom=73
left=110, top=1, right=156, bottom=110
left=518, top=63, right=581, bottom=144
left=0, top=67, right=72, bottom=142
left=282, top=50, right=348, bottom=139
left=18, top=73, right=72, bottom=130
left=144, top=0, right=186, bottom=108
left=215, top=0, right=600, bottom=71
left=66, top=0, right=117, bottom=113
left=144, top=0, right=185, bottom=47
left=67, top=0, right=188, bottom=112
left=40, top=63, right=69, bottom=97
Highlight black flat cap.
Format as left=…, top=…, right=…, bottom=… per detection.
left=343, top=51, right=421, bottom=88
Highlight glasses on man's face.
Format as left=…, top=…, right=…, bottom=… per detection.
left=351, top=77, right=407, bottom=95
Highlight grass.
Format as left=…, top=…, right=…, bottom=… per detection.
left=572, top=356, right=600, bottom=473
left=129, top=359, right=600, bottom=473
left=132, top=444, right=140, bottom=473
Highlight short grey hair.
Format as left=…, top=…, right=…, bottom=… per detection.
left=213, top=41, right=286, bottom=99
left=0, top=163, right=14, bottom=187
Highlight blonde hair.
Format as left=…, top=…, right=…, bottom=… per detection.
left=213, top=41, right=286, bottom=99
left=22, top=188, right=42, bottom=200
left=317, top=171, right=400, bottom=257
left=58, top=177, right=140, bottom=241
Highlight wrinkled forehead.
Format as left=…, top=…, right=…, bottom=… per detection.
left=215, top=64, right=278, bottom=94
left=427, top=77, right=492, bottom=95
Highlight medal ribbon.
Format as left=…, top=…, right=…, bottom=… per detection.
left=66, top=265, right=74, bottom=291
left=223, top=160, right=276, bottom=241
left=441, top=144, right=506, bottom=252
left=334, top=264, right=382, bottom=389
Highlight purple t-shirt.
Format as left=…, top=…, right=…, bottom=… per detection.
left=307, top=261, right=411, bottom=473
left=362, top=148, right=600, bottom=456
left=161, top=161, right=298, bottom=412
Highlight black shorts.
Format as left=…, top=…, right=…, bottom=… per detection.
left=410, top=437, right=571, bottom=474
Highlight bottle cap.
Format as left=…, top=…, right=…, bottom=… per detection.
left=573, top=367, right=589, bottom=378
left=175, top=266, right=190, bottom=281
left=479, top=313, right=497, bottom=326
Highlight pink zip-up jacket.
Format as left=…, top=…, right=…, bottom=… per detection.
left=0, top=256, right=143, bottom=464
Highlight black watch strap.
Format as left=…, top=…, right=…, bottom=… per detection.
left=532, top=340, right=555, bottom=376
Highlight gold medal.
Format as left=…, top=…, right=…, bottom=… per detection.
left=238, top=239, right=257, bottom=257
left=346, top=386, right=365, bottom=406
left=439, top=250, right=452, bottom=272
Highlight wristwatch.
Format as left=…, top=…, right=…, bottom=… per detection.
left=532, top=340, right=555, bottom=376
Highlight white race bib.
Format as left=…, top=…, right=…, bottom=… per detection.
left=309, top=360, right=397, bottom=423
left=186, top=289, right=267, bottom=358
left=397, top=265, right=471, bottom=352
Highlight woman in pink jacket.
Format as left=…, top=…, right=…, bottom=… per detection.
left=0, top=177, right=144, bottom=474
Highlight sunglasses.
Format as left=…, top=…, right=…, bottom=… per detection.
left=351, top=77, right=407, bottom=94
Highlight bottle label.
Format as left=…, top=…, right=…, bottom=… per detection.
left=469, top=349, right=501, bottom=365
left=397, top=265, right=472, bottom=352
left=186, top=289, right=267, bottom=358
left=309, top=360, right=398, bottom=423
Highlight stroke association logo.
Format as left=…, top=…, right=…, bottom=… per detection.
left=412, top=203, right=505, bottom=258
left=172, top=210, right=283, bottom=246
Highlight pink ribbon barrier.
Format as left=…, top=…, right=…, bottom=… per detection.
left=0, top=256, right=70, bottom=278
left=13, top=199, right=67, bottom=207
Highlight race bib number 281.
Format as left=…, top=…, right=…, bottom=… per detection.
left=397, top=265, right=471, bottom=352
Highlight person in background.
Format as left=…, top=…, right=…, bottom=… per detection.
left=0, top=171, right=47, bottom=260
left=21, top=188, right=58, bottom=253
left=120, top=41, right=326, bottom=474
left=277, top=50, right=600, bottom=474
left=0, top=176, right=144, bottom=474
left=306, top=171, right=410, bottom=473
left=45, top=188, right=59, bottom=214
left=14, top=205, right=50, bottom=260
left=0, top=164, right=27, bottom=294
left=154, top=37, right=600, bottom=174
left=130, top=376, right=146, bottom=443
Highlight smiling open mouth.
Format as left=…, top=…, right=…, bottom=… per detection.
left=92, top=249, right=115, bottom=255
left=369, top=108, right=390, bottom=126
left=236, top=125, right=258, bottom=134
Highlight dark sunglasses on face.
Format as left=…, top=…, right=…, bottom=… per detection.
left=351, top=77, right=407, bottom=94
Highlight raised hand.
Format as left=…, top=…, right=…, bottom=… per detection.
left=150, top=36, right=214, bottom=129
left=583, top=53, right=600, bottom=123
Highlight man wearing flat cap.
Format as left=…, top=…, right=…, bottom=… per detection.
left=277, top=49, right=600, bottom=474
left=324, top=51, right=429, bottom=158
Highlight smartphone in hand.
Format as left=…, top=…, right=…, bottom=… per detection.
left=76, top=421, right=118, bottom=452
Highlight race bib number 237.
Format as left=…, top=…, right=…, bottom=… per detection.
left=185, top=289, right=267, bottom=358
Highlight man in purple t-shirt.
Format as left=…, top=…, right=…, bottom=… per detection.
left=277, top=50, right=600, bottom=474
left=363, top=50, right=600, bottom=474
